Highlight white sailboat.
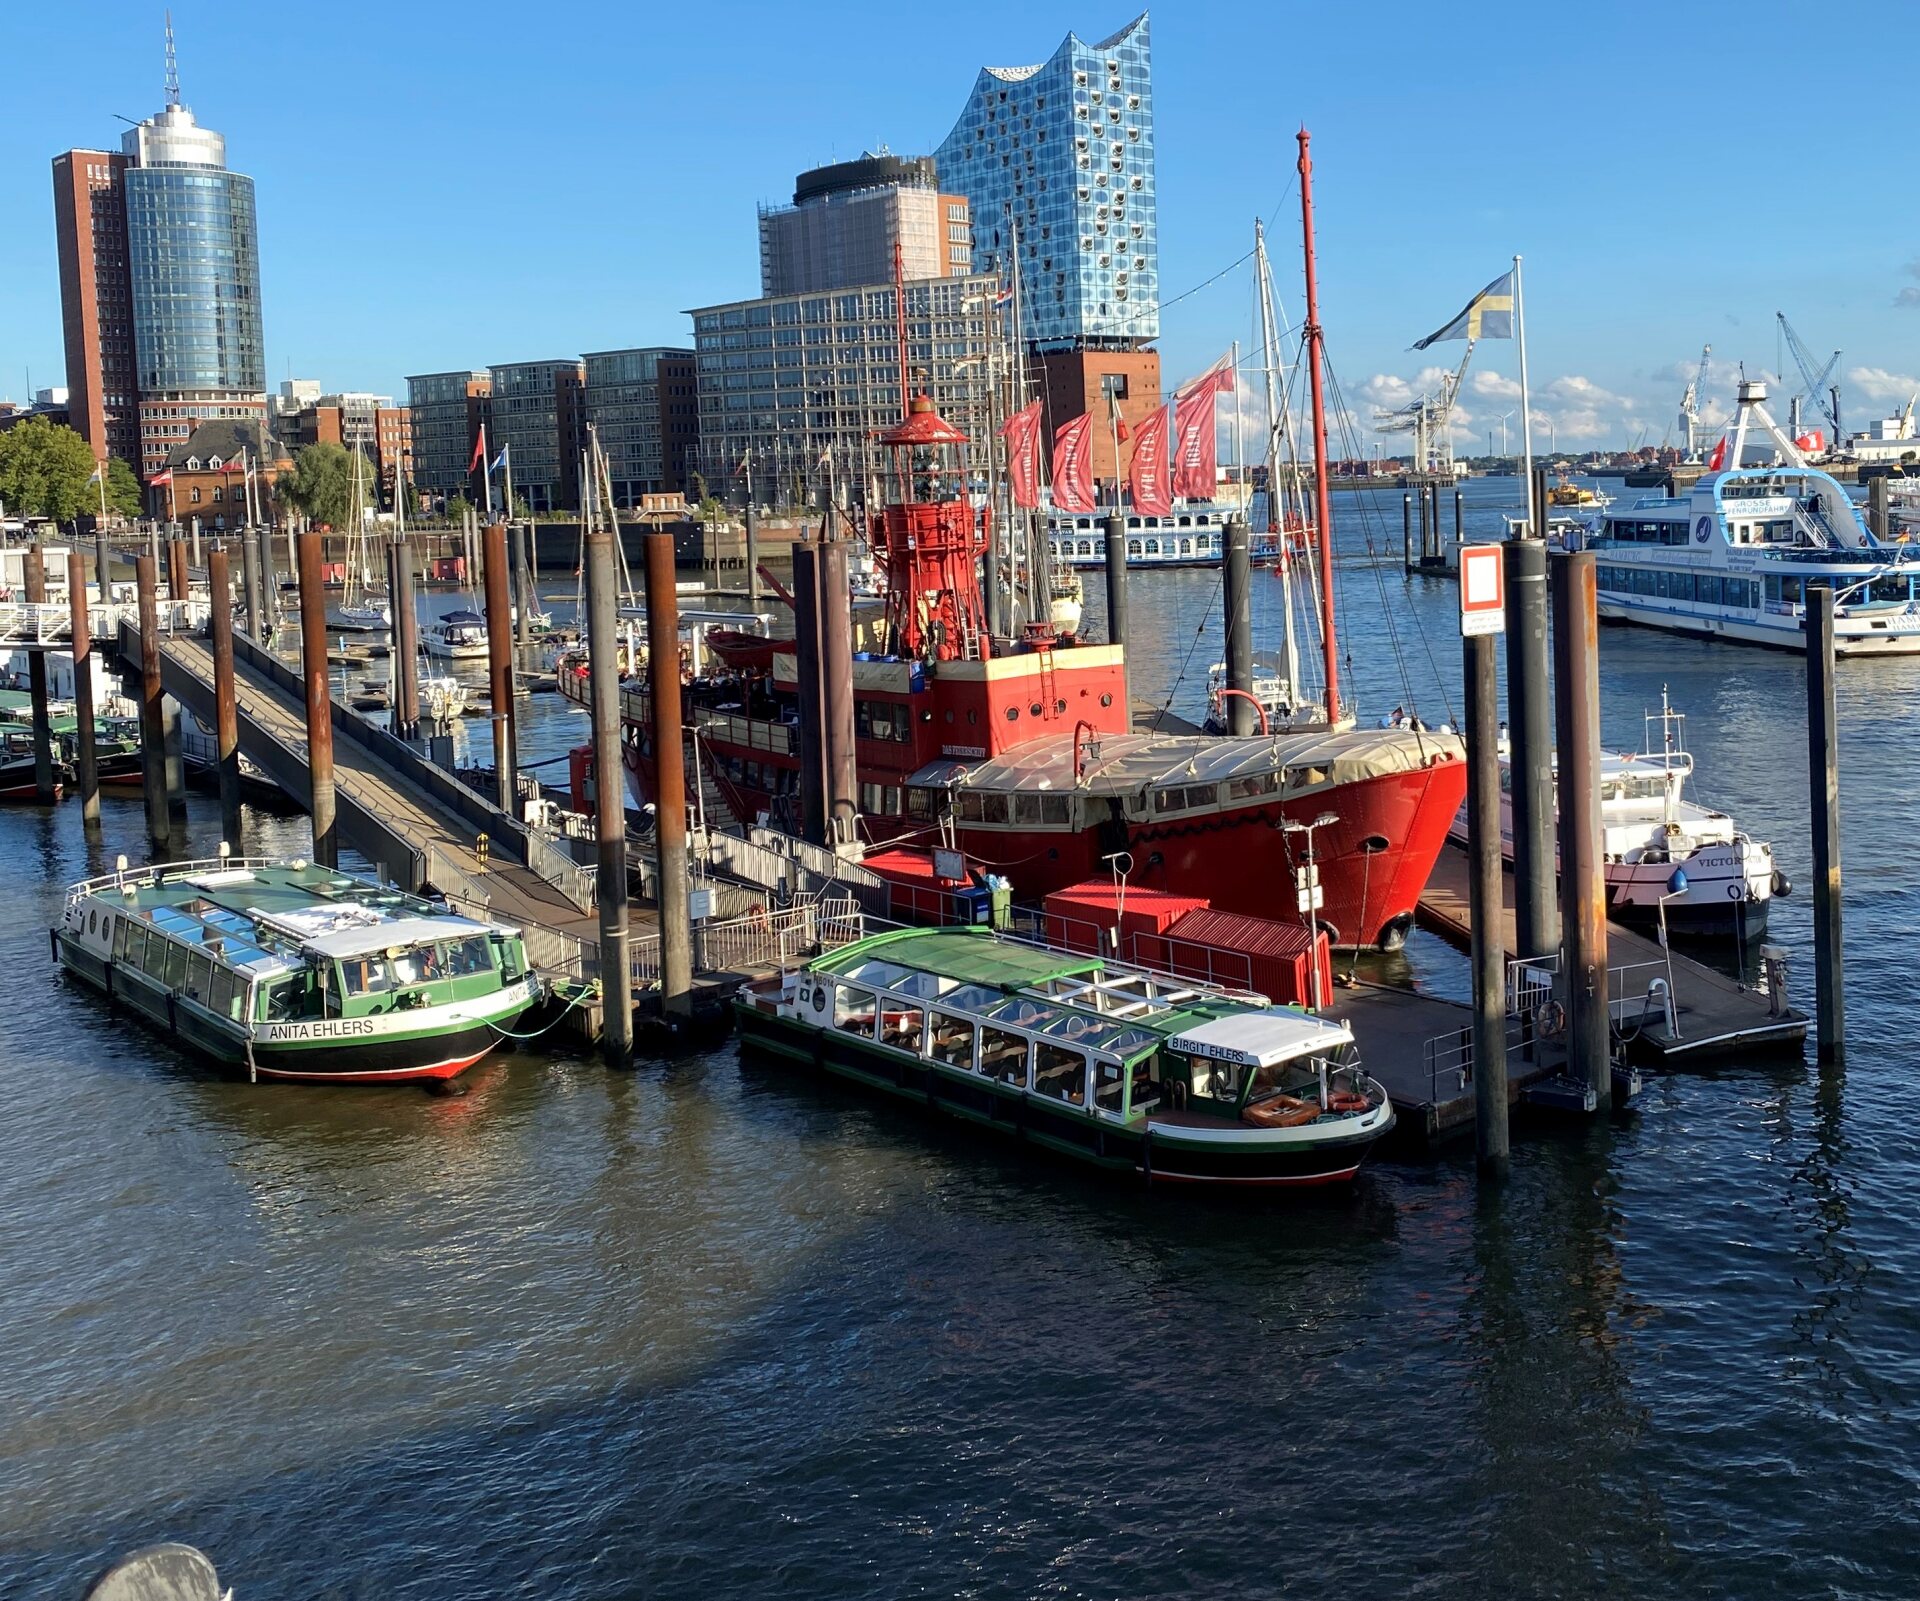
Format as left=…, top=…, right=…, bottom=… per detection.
left=327, top=447, right=391, bottom=632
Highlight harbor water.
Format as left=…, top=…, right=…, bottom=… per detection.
left=4, top=481, right=1918, bottom=1597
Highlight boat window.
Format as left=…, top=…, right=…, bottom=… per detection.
left=162, top=939, right=190, bottom=989
left=977, top=792, right=1010, bottom=825
left=1144, top=538, right=1160, bottom=555
left=878, top=1001, right=923, bottom=1053
left=926, top=1010, right=975, bottom=1068
left=1188, top=1051, right=1242, bottom=1105
left=1868, top=574, right=1912, bottom=604
left=833, top=984, right=877, bottom=1038
left=208, top=967, right=234, bottom=1018
left=1154, top=782, right=1216, bottom=813
left=841, top=957, right=917, bottom=989
left=1040, top=793, right=1071, bottom=824
left=855, top=699, right=912, bottom=742
left=440, top=936, right=493, bottom=976
left=262, top=976, right=306, bottom=1021
left=1179, top=539, right=1192, bottom=556
left=1227, top=773, right=1278, bottom=800
left=340, top=956, right=397, bottom=997
left=1092, top=1058, right=1125, bottom=1116
left=1033, top=1042, right=1086, bottom=1104
left=1078, top=540, right=1093, bottom=557
left=495, top=936, right=525, bottom=980
left=112, top=918, right=134, bottom=962
left=184, top=953, right=215, bottom=1002
left=1128, top=1055, right=1163, bottom=1116
left=1127, top=540, right=1143, bottom=557
left=978, top=1025, right=1029, bottom=1084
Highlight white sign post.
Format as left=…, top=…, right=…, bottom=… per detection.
left=1460, top=543, right=1507, bottom=637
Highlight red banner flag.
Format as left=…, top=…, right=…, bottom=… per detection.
left=1706, top=435, right=1727, bottom=472
left=1051, top=413, right=1096, bottom=514
left=1172, top=359, right=1236, bottom=501
left=1794, top=430, right=1825, bottom=454
left=468, top=424, right=487, bottom=474
left=1128, top=403, right=1173, bottom=516
left=1000, top=401, right=1044, bottom=510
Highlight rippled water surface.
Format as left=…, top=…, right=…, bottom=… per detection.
left=4, top=481, right=1917, bottom=1598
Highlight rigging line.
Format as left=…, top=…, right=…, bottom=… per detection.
left=1158, top=563, right=1226, bottom=722
left=1317, top=349, right=1433, bottom=722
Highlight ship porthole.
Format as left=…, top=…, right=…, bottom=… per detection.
left=1360, top=835, right=1390, bottom=854
left=1099, top=693, right=1113, bottom=707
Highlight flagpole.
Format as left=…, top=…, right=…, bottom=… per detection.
left=480, top=424, right=495, bottom=522
left=1515, top=253, right=1535, bottom=533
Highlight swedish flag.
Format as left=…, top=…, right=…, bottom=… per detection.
left=1412, top=271, right=1515, bottom=349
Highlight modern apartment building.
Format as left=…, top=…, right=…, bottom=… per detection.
left=933, top=16, right=1158, bottom=351
left=485, top=361, right=585, bottom=514
left=582, top=348, right=698, bottom=503
left=758, top=153, right=971, bottom=297
left=690, top=272, right=1001, bottom=508
left=282, top=393, right=413, bottom=508
left=405, top=370, right=491, bottom=509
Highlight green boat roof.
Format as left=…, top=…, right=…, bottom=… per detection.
left=814, top=927, right=1105, bottom=989
left=810, top=926, right=1271, bottom=1057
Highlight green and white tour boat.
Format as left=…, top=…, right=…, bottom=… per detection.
left=54, top=855, right=545, bottom=1083
left=737, top=927, right=1394, bottom=1187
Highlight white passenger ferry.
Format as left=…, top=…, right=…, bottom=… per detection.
left=1581, top=381, right=1920, bottom=655
left=1045, top=504, right=1279, bottom=570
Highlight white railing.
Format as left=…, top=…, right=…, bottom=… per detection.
left=526, top=830, right=598, bottom=913
left=63, top=853, right=289, bottom=907
left=629, top=894, right=864, bottom=985
left=427, top=843, right=491, bottom=915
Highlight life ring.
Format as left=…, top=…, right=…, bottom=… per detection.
left=1327, top=1091, right=1370, bottom=1113
left=1534, top=998, right=1568, bottom=1039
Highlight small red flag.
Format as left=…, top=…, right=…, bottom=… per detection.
left=1706, top=435, right=1727, bottom=472
left=468, top=424, right=487, bottom=474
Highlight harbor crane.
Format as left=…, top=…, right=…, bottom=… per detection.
left=1375, top=339, right=1475, bottom=476
left=1776, top=312, right=1841, bottom=445
left=1676, top=344, right=1712, bottom=459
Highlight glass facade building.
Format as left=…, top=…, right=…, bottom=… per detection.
left=582, top=348, right=698, bottom=502
left=488, top=360, right=585, bottom=513
left=691, top=273, right=1000, bottom=509
left=934, top=15, right=1158, bottom=350
left=406, top=370, right=490, bottom=506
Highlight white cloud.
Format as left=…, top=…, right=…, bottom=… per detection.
left=1543, top=373, right=1630, bottom=409
left=1848, top=365, right=1920, bottom=406
left=1469, top=368, right=1522, bottom=402
left=1894, top=287, right=1920, bottom=310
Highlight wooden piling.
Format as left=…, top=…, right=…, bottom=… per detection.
left=136, top=555, right=169, bottom=851
left=512, top=521, right=531, bottom=647
left=816, top=533, right=858, bottom=844
left=482, top=523, right=518, bottom=816
left=22, top=547, right=56, bottom=803
left=239, top=522, right=262, bottom=638
left=391, top=532, right=420, bottom=740
left=207, top=544, right=242, bottom=841
left=644, top=531, right=693, bottom=1015
left=94, top=526, right=111, bottom=603
left=586, top=524, right=632, bottom=1066
left=1551, top=549, right=1610, bottom=1107
left=1402, top=492, right=1413, bottom=569
left=295, top=530, right=338, bottom=867
left=1807, top=583, right=1845, bottom=1062
left=167, top=537, right=188, bottom=603
left=791, top=543, right=829, bottom=846
left=1223, top=518, right=1256, bottom=735
left=1868, top=476, right=1890, bottom=543
left=1504, top=536, right=1558, bottom=960
left=67, top=548, right=99, bottom=827
left=1465, top=628, right=1509, bottom=1176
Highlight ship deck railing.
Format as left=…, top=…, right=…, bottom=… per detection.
left=63, top=854, right=293, bottom=908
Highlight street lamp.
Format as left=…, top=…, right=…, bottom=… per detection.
left=1281, top=810, right=1340, bottom=1009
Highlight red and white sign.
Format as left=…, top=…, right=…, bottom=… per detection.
left=1459, top=544, right=1506, bottom=636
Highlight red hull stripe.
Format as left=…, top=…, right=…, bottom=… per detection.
left=253, top=1042, right=498, bottom=1084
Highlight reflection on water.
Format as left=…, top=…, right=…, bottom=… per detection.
left=3, top=478, right=1920, bottom=1595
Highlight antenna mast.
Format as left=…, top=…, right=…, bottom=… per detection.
left=1296, top=128, right=1340, bottom=727
left=164, top=10, right=181, bottom=106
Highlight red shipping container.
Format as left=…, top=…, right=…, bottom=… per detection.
left=1042, top=880, right=1210, bottom=954
left=1135, top=907, right=1333, bottom=1009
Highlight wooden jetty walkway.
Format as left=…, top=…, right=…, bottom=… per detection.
left=1417, top=841, right=1807, bottom=1061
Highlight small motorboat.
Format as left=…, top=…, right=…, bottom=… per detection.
left=423, top=610, right=490, bottom=661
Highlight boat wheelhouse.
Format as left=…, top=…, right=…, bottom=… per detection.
left=736, top=926, right=1394, bottom=1187
left=1584, top=380, right=1920, bottom=655
left=1045, top=504, right=1280, bottom=570
left=424, top=609, right=490, bottom=660
left=54, top=857, right=544, bottom=1082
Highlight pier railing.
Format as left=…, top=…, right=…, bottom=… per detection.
left=628, top=893, right=866, bottom=986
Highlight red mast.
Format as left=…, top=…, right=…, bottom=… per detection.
left=1296, top=128, right=1341, bottom=727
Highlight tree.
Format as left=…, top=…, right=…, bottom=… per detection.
left=0, top=416, right=100, bottom=522
left=445, top=492, right=472, bottom=523
left=509, top=493, right=531, bottom=521
left=690, top=471, right=709, bottom=505
left=282, top=442, right=377, bottom=530
left=104, top=458, right=143, bottom=519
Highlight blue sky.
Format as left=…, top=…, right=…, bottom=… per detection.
left=2, top=0, right=1915, bottom=450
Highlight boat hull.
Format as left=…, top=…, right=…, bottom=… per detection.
left=736, top=1002, right=1390, bottom=1186
left=55, top=932, right=535, bottom=1083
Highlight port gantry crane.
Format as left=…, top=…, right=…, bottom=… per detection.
left=1675, top=343, right=1712, bottom=459
left=1374, top=338, right=1475, bottom=477
left=1777, top=311, right=1842, bottom=447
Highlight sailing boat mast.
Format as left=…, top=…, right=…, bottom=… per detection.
left=1296, top=129, right=1341, bottom=727
left=1253, top=219, right=1301, bottom=707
